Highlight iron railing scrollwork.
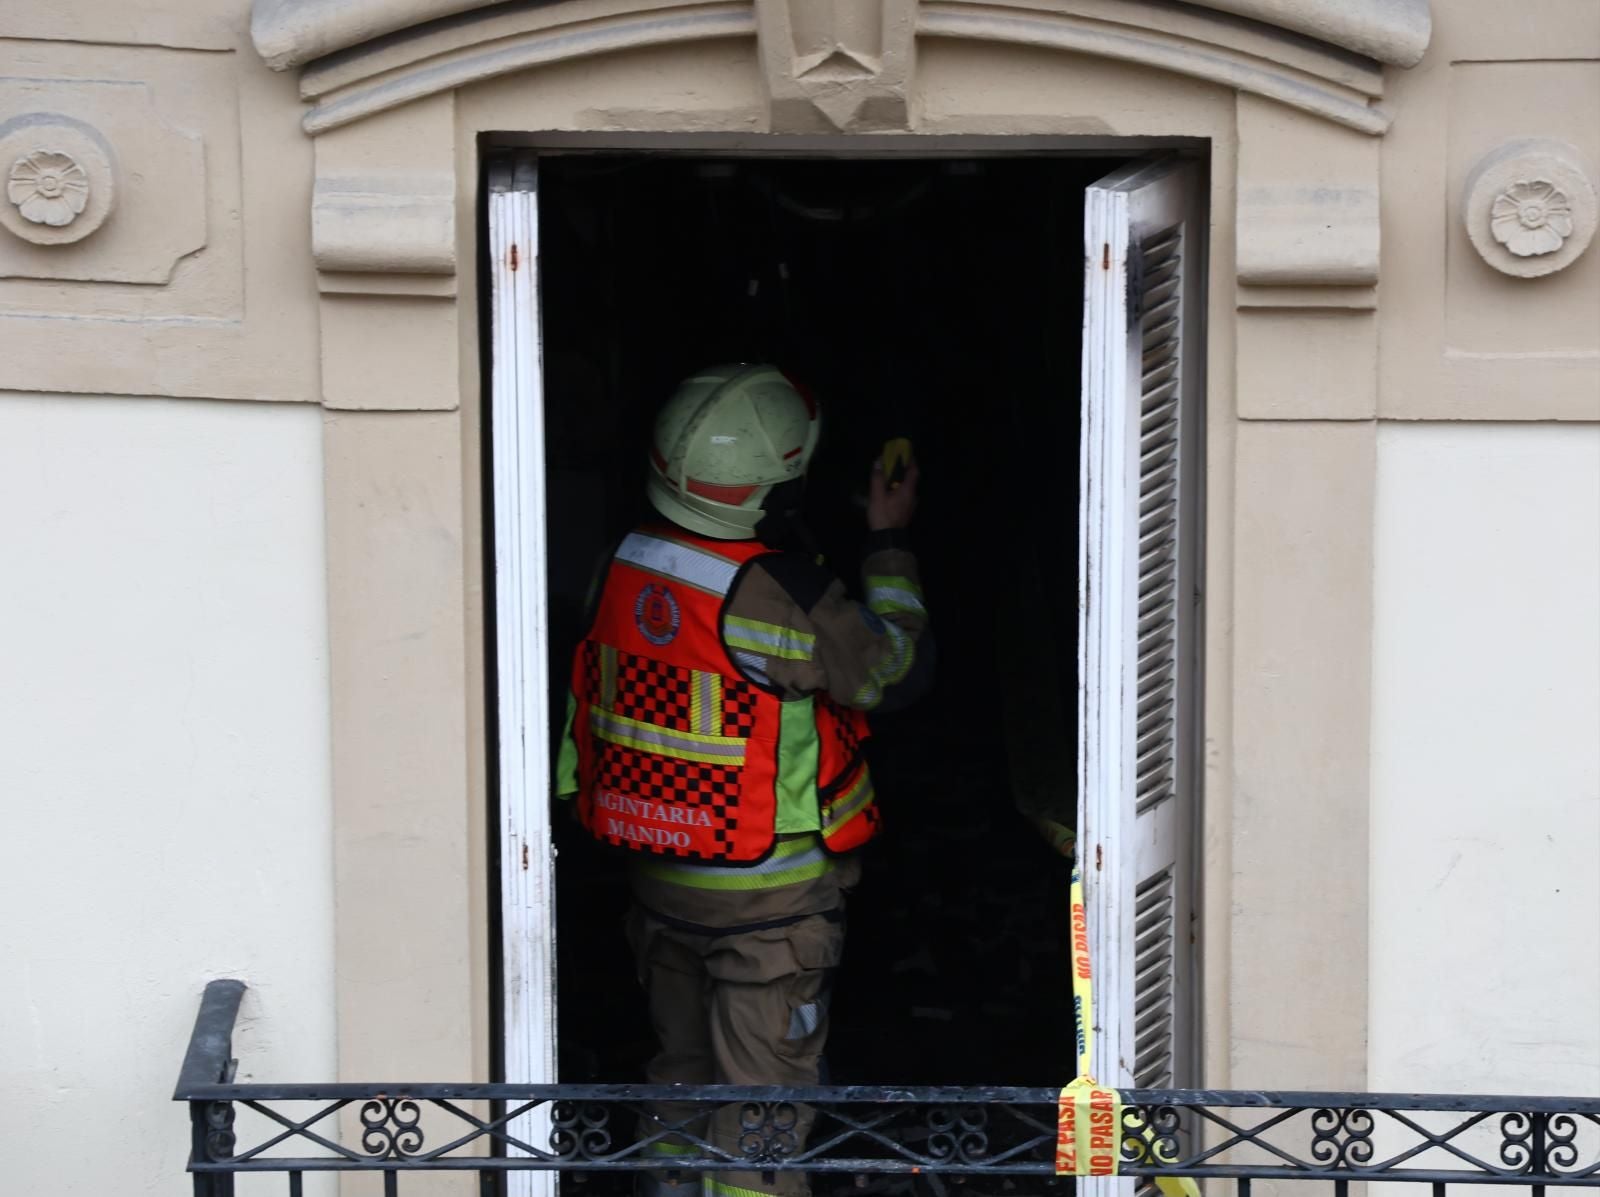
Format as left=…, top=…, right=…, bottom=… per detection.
left=176, top=981, right=1600, bottom=1194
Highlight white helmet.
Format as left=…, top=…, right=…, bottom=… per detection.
left=647, top=363, right=820, bottom=540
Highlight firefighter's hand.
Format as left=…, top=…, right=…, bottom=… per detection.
left=867, top=457, right=919, bottom=531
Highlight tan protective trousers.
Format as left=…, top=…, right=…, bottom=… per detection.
left=627, top=904, right=844, bottom=1197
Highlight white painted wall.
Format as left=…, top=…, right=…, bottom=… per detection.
left=0, top=395, right=335, bottom=1195
left=1371, top=423, right=1600, bottom=1095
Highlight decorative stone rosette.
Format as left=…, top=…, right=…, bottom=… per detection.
left=9, top=151, right=91, bottom=227
left=0, top=114, right=116, bottom=246
left=1464, top=140, right=1596, bottom=279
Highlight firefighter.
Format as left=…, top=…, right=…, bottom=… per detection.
left=556, top=362, right=931, bottom=1197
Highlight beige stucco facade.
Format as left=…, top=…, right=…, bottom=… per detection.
left=2, top=1, right=1597, bottom=1192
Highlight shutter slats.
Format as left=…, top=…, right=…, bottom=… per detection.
left=1137, top=597, right=1177, bottom=637
left=1132, top=216, right=1184, bottom=833
left=1142, top=316, right=1181, bottom=355
left=1132, top=213, right=1187, bottom=1091
left=1137, top=690, right=1176, bottom=726
left=1142, top=279, right=1180, bottom=313
left=1138, top=562, right=1176, bottom=599
left=1136, top=763, right=1175, bottom=804
left=1142, top=228, right=1182, bottom=259
left=1140, top=498, right=1177, bottom=537
left=1140, top=388, right=1179, bottom=429
left=1139, top=519, right=1176, bottom=557
left=1141, top=441, right=1180, bottom=477
left=1136, top=697, right=1176, bottom=737
left=1133, top=868, right=1177, bottom=1086
left=1136, top=724, right=1174, bottom=760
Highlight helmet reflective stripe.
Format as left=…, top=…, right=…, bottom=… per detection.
left=615, top=532, right=741, bottom=596
left=647, top=363, right=820, bottom=540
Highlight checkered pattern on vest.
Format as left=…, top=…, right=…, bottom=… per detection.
left=610, top=650, right=695, bottom=730
left=820, top=694, right=867, bottom=768
left=582, top=643, right=762, bottom=861
left=593, top=748, right=742, bottom=860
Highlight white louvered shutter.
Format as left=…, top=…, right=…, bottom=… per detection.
left=1077, top=157, right=1203, bottom=1195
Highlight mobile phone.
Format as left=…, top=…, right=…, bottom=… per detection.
left=881, top=437, right=913, bottom=490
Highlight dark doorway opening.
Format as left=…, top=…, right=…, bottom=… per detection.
left=537, top=153, right=1122, bottom=1093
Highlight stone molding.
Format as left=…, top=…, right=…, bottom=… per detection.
left=298, top=0, right=757, bottom=135
left=1190, top=0, right=1429, bottom=66
left=283, top=4, right=1417, bottom=412
left=917, top=2, right=1392, bottom=135
left=255, top=0, right=1424, bottom=136
left=253, top=0, right=1431, bottom=71
left=254, top=0, right=493, bottom=69
left=312, top=95, right=461, bottom=408
left=1233, top=95, right=1381, bottom=419
left=1235, top=183, right=1379, bottom=286
left=313, top=172, right=457, bottom=278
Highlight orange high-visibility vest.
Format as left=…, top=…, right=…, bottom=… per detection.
left=572, top=526, right=880, bottom=864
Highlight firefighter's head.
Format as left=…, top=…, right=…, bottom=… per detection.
left=646, top=363, right=819, bottom=541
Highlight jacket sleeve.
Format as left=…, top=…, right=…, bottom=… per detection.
left=729, top=530, right=933, bottom=712
left=554, top=689, right=579, bottom=799
left=553, top=544, right=618, bottom=800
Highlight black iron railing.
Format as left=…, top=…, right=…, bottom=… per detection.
left=177, top=981, right=1600, bottom=1194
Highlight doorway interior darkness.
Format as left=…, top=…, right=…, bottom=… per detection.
left=537, top=154, right=1126, bottom=1088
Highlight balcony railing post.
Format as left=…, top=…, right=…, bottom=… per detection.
left=176, top=980, right=246, bottom=1197
left=187, top=1098, right=236, bottom=1197
left=1532, top=1110, right=1550, bottom=1180
left=187, top=1101, right=213, bottom=1197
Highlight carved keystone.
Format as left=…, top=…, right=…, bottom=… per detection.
left=756, top=0, right=915, bottom=133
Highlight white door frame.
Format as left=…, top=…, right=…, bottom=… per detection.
left=485, top=143, right=1205, bottom=1153
left=488, top=155, right=558, bottom=1197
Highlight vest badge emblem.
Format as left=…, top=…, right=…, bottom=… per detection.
left=634, top=583, right=681, bottom=646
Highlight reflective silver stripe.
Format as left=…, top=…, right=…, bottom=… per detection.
left=732, top=650, right=771, bottom=686
left=874, top=623, right=915, bottom=686
left=850, top=678, right=882, bottom=709
left=616, top=533, right=740, bottom=595
left=724, top=618, right=813, bottom=661
left=868, top=585, right=925, bottom=613
left=786, top=1000, right=824, bottom=1040
left=590, top=709, right=746, bottom=761
left=654, top=838, right=829, bottom=881
left=824, top=775, right=875, bottom=829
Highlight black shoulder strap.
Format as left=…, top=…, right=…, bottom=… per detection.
left=744, top=549, right=835, bottom=614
